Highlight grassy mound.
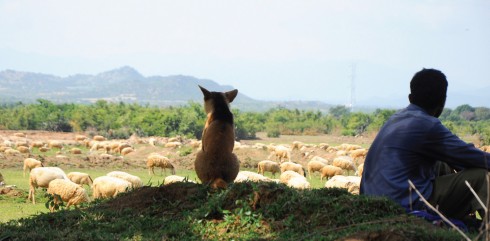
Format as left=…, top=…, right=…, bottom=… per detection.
left=0, top=182, right=463, bottom=240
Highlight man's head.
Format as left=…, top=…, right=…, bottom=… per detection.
left=408, top=68, right=448, bottom=117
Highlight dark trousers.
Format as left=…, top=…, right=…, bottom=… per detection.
left=429, top=163, right=488, bottom=219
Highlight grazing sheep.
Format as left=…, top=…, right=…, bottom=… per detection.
left=332, top=156, right=357, bottom=172
left=164, top=175, right=196, bottom=185
left=165, top=141, right=182, bottom=148
left=92, top=176, right=132, bottom=199
left=116, top=143, right=132, bottom=153
left=279, top=171, right=311, bottom=189
left=280, top=161, right=306, bottom=177
left=47, top=179, right=90, bottom=212
left=39, top=146, right=50, bottom=153
left=279, top=170, right=300, bottom=183
left=120, top=147, right=134, bottom=156
left=268, top=145, right=292, bottom=163
left=147, top=154, right=176, bottom=176
left=307, top=160, right=327, bottom=179
left=4, top=148, right=21, bottom=156
left=480, top=145, right=490, bottom=152
left=13, top=132, right=26, bottom=138
left=234, top=171, right=272, bottom=183
left=93, top=135, right=106, bottom=141
left=67, top=172, right=93, bottom=187
left=257, top=160, right=281, bottom=177
left=318, top=143, right=329, bottom=150
left=324, top=175, right=361, bottom=195
left=70, top=147, right=82, bottom=154
left=30, top=141, right=45, bottom=148
left=15, top=141, right=28, bottom=148
left=320, top=165, right=344, bottom=181
left=17, top=146, right=30, bottom=154
left=48, top=140, right=64, bottom=149
left=356, top=163, right=364, bottom=177
left=28, top=167, right=68, bottom=204
left=23, top=158, right=44, bottom=177
left=309, top=156, right=329, bottom=165
left=107, top=171, right=143, bottom=188
left=350, top=148, right=368, bottom=163
left=75, top=134, right=87, bottom=142
left=288, top=176, right=311, bottom=189
left=194, top=85, right=239, bottom=189
left=148, top=138, right=157, bottom=147
left=291, top=141, right=304, bottom=150
left=168, top=136, right=182, bottom=143
left=188, top=139, right=201, bottom=149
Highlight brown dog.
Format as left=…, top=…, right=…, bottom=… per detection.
left=194, top=85, right=239, bottom=189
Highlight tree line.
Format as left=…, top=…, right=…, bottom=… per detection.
left=1, top=99, right=489, bottom=145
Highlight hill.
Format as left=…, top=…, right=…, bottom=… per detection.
left=0, top=66, right=332, bottom=112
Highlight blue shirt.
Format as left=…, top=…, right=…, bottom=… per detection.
left=360, top=104, right=490, bottom=210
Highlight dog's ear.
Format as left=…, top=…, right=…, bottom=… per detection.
left=199, top=85, right=211, bottom=99
left=225, top=89, right=238, bottom=103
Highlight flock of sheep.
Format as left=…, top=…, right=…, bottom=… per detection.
left=0, top=131, right=376, bottom=212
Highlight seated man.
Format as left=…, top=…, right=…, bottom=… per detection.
left=360, top=68, right=490, bottom=220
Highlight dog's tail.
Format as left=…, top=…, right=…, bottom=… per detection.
left=210, top=178, right=228, bottom=189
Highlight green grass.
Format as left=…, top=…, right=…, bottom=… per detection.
left=0, top=166, right=329, bottom=223
left=0, top=167, right=197, bottom=223
left=0, top=181, right=465, bottom=241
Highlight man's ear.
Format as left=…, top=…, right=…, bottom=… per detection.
left=225, top=89, right=238, bottom=103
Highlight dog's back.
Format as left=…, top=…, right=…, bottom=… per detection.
left=195, top=85, right=239, bottom=188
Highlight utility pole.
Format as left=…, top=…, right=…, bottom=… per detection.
left=349, top=63, right=356, bottom=111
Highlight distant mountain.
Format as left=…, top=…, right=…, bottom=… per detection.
left=0, top=66, right=333, bottom=112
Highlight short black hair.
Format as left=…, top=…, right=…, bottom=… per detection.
left=409, top=68, right=448, bottom=110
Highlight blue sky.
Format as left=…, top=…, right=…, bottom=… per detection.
left=1, top=1, right=489, bottom=108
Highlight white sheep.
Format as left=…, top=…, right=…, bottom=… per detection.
left=309, top=156, right=329, bottom=165
left=93, top=135, right=106, bottom=141
left=146, top=154, right=176, bottom=176
left=163, top=175, right=196, bottom=185
left=165, top=141, right=182, bottom=148
left=350, top=148, right=368, bottom=163
left=234, top=171, right=272, bottom=183
left=48, top=140, right=64, bottom=149
left=320, top=165, right=344, bottom=181
left=74, top=134, right=87, bottom=142
left=279, top=171, right=310, bottom=189
left=356, top=163, right=364, bottom=177
left=67, top=172, right=93, bottom=187
left=17, top=146, right=30, bottom=154
left=307, top=160, right=327, bottom=180
left=291, top=141, right=304, bottom=150
left=257, top=160, right=281, bottom=177
left=287, top=176, right=311, bottom=189
left=47, top=179, right=90, bottom=212
left=23, top=158, right=44, bottom=177
left=4, top=148, right=21, bottom=155
left=332, top=156, right=357, bottom=172
left=268, top=145, right=292, bottom=163
left=70, top=147, right=82, bottom=154
left=28, top=167, right=69, bottom=204
left=107, top=171, right=143, bottom=188
left=324, top=175, right=361, bottom=195
left=30, top=141, right=45, bottom=149
left=280, top=161, right=305, bottom=177
left=92, top=176, right=132, bottom=199
left=120, top=147, right=134, bottom=156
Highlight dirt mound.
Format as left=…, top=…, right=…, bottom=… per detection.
left=0, top=187, right=24, bottom=197
left=96, top=182, right=208, bottom=215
